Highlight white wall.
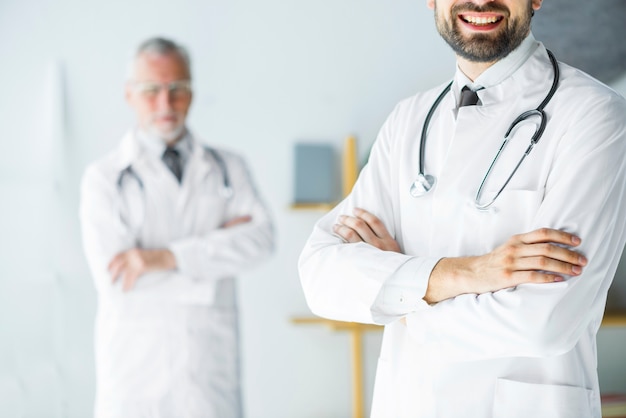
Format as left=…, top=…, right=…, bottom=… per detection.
left=0, top=1, right=624, bottom=417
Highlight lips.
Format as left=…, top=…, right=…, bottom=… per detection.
left=458, top=13, right=503, bottom=30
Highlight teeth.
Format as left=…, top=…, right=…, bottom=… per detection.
left=464, top=16, right=500, bottom=25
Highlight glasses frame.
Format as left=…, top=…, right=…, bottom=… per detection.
left=131, top=80, right=192, bottom=100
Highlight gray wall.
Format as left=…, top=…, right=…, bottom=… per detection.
left=0, top=1, right=624, bottom=417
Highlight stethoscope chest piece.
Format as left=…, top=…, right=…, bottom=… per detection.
left=409, top=173, right=436, bottom=197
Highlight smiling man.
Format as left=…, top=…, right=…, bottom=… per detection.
left=299, top=1, right=626, bottom=417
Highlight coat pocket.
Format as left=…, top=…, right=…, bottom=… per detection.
left=477, top=188, right=544, bottom=248
left=492, top=378, right=594, bottom=418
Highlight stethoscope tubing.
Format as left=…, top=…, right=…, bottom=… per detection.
left=115, top=146, right=233, bottom=230
left=413, top=49, right=560, bottom=210
left=117, top=146, right=232, bottom=195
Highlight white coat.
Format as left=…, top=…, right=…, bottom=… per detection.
left=299, top=42, right=626, bottom=417
left=80, top=130, right=274, bottom=418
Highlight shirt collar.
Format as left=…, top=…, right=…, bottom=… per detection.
left=453, top=33, right=540, bottom=103
left=135, top=128, right=193, bottom=165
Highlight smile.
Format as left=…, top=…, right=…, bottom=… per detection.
left=460, top=14, right=503, bottom=26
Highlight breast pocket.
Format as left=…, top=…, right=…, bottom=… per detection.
left=189, top=175, right=232, bottom=231
left=476, top=188, right=544, bottom=247
left=190, top=195, right=226, bottom=231
left=492, top=378, right=594, bottom=418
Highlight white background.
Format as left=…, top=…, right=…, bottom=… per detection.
left=1, top=1, right=625, bottom=417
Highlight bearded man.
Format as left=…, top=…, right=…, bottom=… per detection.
left=299, top=1, right=626, bottom=417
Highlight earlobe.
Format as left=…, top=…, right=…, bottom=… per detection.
left=532, top=0, right=543, bottom=11
left=427, top=0, right=435, bottom=11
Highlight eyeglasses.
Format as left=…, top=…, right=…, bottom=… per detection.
left=131, top=80, right=192, bottom=100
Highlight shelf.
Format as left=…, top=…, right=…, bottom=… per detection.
left=290, top=202, right=336, bottom=211
left=290, top=136, right=357, bottom=213
left=291, top=316, right=382, bottom=332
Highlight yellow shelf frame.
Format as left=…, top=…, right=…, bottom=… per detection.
left=602, top=310, right=626, bottom=327
left=291, top=316, right=381, bottom=418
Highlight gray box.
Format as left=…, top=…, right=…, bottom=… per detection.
left=293, top=143, right=338, bottom=204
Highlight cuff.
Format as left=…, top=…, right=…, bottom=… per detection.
left=168, top=238, right=208, bottom=279
left=371, top=256, right=440, bottom=324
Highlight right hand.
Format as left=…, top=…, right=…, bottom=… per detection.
left=332, top=207, right=401, bottom=253
left=108, top=248, right=177, bottom=292
left=425, top=228, right=587, bottom=303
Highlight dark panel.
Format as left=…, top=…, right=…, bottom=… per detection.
left=532, top=0, right=626, bottom=83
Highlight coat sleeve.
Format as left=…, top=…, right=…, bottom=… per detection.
left=298, top=105, right=439, bottom=324
left=168, top=153, right=275, bottom=280
left=79, top=153, right=274, bottom=305
left=404, top=89, right=626, bottom=361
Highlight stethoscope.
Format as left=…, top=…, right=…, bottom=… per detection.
left=409, top=50, right=560, bottom=210
left=116, top=146, right=233, bottom=229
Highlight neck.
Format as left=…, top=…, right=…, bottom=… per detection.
left=165, top=136, right=182, bottom=147
left=139, top=126, right=186, bottom=147
left=457, top=57, right=497, bottom=82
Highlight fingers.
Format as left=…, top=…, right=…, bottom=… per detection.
left=332, top=207, right=383, bottom=243
left=502, top=228, right=587, bottom=279
left=514, top=255, right=583, bottom=278
left=352, top=208, right=393, bottom=239
left=108, top=249, right=143, bottom=290
left=515, top=228, right=581, bottom=247
left=221, top=215, right=252, bottom=229
left=332, top=208, right=401, bottom=252
left=122, top=271, right=139, bottom=292
left=108, top=253, right=125, bottom=284
left=336, top=214, right=378, bottom=243
left=514, top=242, right=587, bottom=269
left=506, top=270, right=566, bottom=285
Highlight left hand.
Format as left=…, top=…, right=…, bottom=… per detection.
left=221, top=215, right=252, bottom=229
left=332, top=207, right=401, bottom=252
left=108, top=248, right=177, bottom=291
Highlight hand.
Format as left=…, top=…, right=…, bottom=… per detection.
left=332, top=207, right=401, bottom=253
left=425, top=228, right=587, bottom=303
left=108, top=248, right=177, bottom=291
left=221, top=215, right=252, bottom=229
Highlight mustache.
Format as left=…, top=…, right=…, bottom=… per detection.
left=451, top=2, right=510, bottom=15
left=150, top=111, right=183, bottom=119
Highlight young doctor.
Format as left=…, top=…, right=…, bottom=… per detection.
left=299, top=1, right=626, bottom=417
left=80, top=37, right=274, bottom=417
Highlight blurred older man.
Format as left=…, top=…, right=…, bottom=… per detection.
left=80, top=37, right=274, bottom=417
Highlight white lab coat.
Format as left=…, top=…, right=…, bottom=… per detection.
left=80, top=130, right=274, bottom=418
left=299, top=44, right=626, bottom=417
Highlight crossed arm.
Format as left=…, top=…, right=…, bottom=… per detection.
left=108, top=215, right=252, bottom=291
left=333, top=207, right=587, bottom=304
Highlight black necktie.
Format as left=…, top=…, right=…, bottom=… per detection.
left=459, top=86, right=481, bottom=107
left=162, top=147, right=183, bottom=183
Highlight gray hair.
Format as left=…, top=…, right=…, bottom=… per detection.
left=126, top=37, right=192, bottom=80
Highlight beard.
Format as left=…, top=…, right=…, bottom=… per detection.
left=434, top=2, right=533, bottom=63
left=146, top=111, right=187, bottom=144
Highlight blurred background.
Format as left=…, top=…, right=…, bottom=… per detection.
left=1, top=0, right=625, bottom=417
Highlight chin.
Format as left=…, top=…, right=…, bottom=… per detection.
left=149, top=125, right=186, bottom=143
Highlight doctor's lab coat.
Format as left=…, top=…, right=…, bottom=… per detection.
left=80, top=131, right=274, bottom=418
left=299, top=43, right=626, bottom=417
